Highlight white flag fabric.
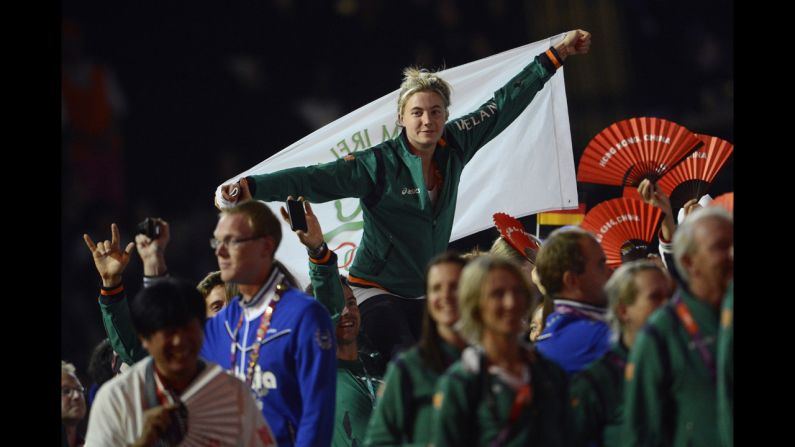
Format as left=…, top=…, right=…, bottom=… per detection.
left=220, top=34, right=579, bottom=289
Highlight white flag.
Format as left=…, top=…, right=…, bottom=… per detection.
left=221, top=34, right=579, bottom=289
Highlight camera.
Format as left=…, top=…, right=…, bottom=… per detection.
left=136, top=218, right=161, bottom=239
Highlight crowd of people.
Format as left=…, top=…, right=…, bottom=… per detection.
left=63, top=28, right=733, bottom=447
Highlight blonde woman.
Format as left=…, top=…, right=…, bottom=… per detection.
left=217, top=31, right=592, bottom=361
left=431, top=255, right=571, bottom=446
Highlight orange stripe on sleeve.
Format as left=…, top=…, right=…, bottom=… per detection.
left=545, top=49, right=562, bottom=70
left=100, top=285, right=124, bottom=296
left=309, top=248, right=333, bottom=265
left=347, top=274, right=387, bottom=291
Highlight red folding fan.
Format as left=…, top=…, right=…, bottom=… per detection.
left=579, top=198, right=663, bottom=268
left=653, top=134, right=733, bottom=209
left=709, top=191, right=734, bottom=214
left=577, top=117, right=702, bottom=187
left=493, top=212, right=543, bottom=264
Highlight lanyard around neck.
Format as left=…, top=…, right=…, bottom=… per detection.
left=672, top=292, right=716, bottom=381
left=481, top=350, right=534, bottom=447
left=230, top=285, right=285, bottom=385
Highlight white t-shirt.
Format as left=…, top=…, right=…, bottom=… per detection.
left=85, top=357, right=277, bottom=446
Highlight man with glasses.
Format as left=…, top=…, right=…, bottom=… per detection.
left=202, top=199, right=337, bottom=447
left=62, top=360, right=87, bottom=447
left=85, top=200, right=337, bottom=446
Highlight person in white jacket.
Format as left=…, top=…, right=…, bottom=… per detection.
left=82, top=273, right=276, bottom=447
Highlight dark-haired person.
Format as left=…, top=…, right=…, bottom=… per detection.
left=534, top=227, right=613, bottom=375
left=282, top=199, right=386, bottom=447
left=215, top=30, right=592, bottom=361
left=83, top=278, right=275, bottom=446
left=85, top=339, right=128, bottom=407
left=365, top=251, right=468, bottom=446
left=196, top=270, right=237, bottom=317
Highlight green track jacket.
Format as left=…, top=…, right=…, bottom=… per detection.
left=248, top=51, right=559, bottom=298
left=570, top=341, right=629, bottom=447
left=717, top=282, right=733, bottom=447
left=623, top=287, right=722, bottom=447
left=431, top=346, right=572, bottom=447
left=365, top=342, right=461, bottom=446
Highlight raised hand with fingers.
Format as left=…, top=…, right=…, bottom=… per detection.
left=280, top=196, right=325, bottom=252
left=84, top=223, right=135, bottom=288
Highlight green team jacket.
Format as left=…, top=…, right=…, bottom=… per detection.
left=717, top=282, right=733, bottom=447
left=570, top=340, right=629, bottom=447
left=98, top=285, right=147, bottom=365
left=247, top=51, right=559, bottom=298
left=308, top=247, right=346, bottom=324
left=336, top=358, right=384, bottom=447
left=431, top=346, right=572, bottom=447
left=623, top=286, right=722, bottom=447
left=365, top=342, right=462, bottom=446
left=309, top=248, right=386, bottom=447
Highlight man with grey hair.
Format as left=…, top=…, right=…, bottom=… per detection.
left=623, top=206, right=733, bottom=446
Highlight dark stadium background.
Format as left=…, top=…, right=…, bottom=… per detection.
left=61, top=0, right=733, bottom=377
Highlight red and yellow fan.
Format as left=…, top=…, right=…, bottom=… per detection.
left=493, top=212, right=543, bottom=264
left=709, top=191, right=734, bottom=214
left=579, top=198, right=663, bottom=268
left=577, top=117, right=703, bottom=187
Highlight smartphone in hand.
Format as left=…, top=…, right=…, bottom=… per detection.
left=286, top=199, right=308, bottom=232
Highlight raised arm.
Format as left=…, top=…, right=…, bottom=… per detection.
left=135, top=218, right=170, bottom=281
left=280, top=197, right=345, bottom=322
left=449, top=29, right=592, bottom=163
left=215, top=152, right=376, bottom=210
left=84, top=223, right=145, bottom=365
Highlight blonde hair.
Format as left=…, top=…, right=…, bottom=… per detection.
left=461, top=247, right=485, bottom=261
left=397, top=67, right=452, bottom=119
left=605, top=260, right=668, bottom=331
left=220, top=199, right=282, bottom=255
left=489, top=235, right=542, bottom=265
left=62, top=360, right=76, bottom=376
left=456, top=255, right=535, bottom=345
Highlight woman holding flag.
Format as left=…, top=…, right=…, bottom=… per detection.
left=215, top=29, right=591, bottom=361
